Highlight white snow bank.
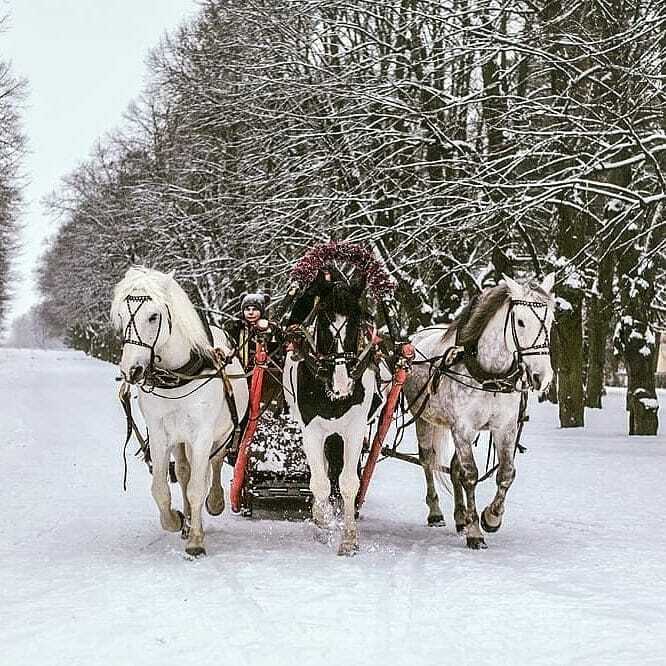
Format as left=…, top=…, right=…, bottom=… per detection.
left=1, top=349, right=665, bottom=666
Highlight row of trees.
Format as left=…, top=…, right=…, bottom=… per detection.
left=37, top=0, right=666, bottom=434
left=0, top=16, right=26, bottom=327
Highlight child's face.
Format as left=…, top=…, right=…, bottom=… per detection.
left=243, top=306, right=261, bottom=324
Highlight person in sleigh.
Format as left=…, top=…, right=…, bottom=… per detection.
left=224, top=292, right=284, bottom=372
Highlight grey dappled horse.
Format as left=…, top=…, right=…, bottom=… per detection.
left=404, top=274, right=555, bottom=548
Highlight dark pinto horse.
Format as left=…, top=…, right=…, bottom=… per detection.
left=283, top=274, right=388, bottom=555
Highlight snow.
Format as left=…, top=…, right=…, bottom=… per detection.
left=563, top=270, right=584, bottom=290
left=2, top=348, right=666, bottom=666
left=638, top=397, right=659, bottom=411
left=555, top=296, right=573, bottom=312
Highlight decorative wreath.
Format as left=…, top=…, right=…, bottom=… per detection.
left=290, top=241, right=396, bottom=299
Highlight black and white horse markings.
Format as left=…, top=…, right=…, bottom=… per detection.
left=405, top=274, right=556, bottom=549
left=283, top=278, right=389, bottom=555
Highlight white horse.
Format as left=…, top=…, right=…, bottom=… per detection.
left=283, top=277, right=390, bottom=555
left=111, top=267, right=249, bottom=557
left=404, top=274, right=555, bottom=548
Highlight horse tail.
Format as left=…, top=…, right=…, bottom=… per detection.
left=433, top=427, right=455, bottom=498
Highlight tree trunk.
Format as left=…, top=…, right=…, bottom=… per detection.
left=555, top=295, right=585, bottom=427
left=585, top=252, right=615, bottom=408
left=554, top=204, right=586, bottom=427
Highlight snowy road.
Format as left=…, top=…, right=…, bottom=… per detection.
left=2, top=348, right=666, bottom=666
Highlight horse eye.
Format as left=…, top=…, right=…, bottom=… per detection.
left=148, top=314, right=158, bottom=323
left=517, top=319, right=525, bottom=328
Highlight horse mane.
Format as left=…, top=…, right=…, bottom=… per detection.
left=447, top=281, right=553, bottom=346
left=110, top=266, right=214, bottom=359
left=445, top=284, right=510, bottom=346
left=319, top=281, right=363, bottom=319
left=314, top=281, right=365, bottom=354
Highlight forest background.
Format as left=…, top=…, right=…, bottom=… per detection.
left=2, top=0, right=665, bottom=435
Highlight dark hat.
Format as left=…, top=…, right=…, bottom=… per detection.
left=240, top=292, right=270, bottom=316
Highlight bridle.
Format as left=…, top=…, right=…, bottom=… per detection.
left=415, top=295, right=553, bottom=397
left=121, top=295, right=172, bottom=369
left=290, top=309, right=376, bottom=389
left=503, top=299, right=551, bottom=362
left=314, top=312, right=371, bottom=383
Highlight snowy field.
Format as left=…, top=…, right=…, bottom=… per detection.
left=2, top=348, right=666, bottom=666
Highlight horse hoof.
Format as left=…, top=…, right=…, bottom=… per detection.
left=427, top=515, right=446, bottom=527
left=481, top=508, right=501, bottom=533
left=312, top=526, right=332, bottom=545
left=337, top=542, right=359, bottom=557
left=466, top=536, right=487, bottom=550
left=455, top=523, right=465, bottom=534
left=185, top=545, right=206, bottom=558
left=206, top=494, right=224, bottom=516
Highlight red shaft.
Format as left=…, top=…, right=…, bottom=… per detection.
left=356, top=364, right=408, bottom=510
left=230, top=342, right=267, bottom=513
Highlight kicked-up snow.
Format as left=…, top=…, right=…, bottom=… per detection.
left=2, top=348, right=665, bottom=666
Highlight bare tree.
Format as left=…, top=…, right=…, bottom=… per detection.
left=0, top=16, right=27, bottom=328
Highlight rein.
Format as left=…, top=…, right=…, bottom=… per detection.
left=118, top=380, right=239, bottom=490
left=398, top=296, right=551, bottom=432
left=116, top=293, right=253, bottom=487
left=288, top=314, right=378, bottom=386
left=381, top=388, right=529, bottom=486
left=418, top=296, right=551, bottom=396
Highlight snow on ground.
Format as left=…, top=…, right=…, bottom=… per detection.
left=2, top=348, right=666, bottom=666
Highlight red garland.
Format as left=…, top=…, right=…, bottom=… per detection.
left=290, top=241, right=396, bottom=299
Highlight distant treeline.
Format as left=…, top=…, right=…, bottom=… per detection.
left=33, top=1, right=666, bottom=434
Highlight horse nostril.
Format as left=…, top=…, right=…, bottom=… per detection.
left=129, top=365, right=144, bottom=384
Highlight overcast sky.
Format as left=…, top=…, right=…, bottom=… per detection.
left=2, top=0, right=198, bottom=325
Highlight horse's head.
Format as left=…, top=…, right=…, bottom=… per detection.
left=110, top=267, right=211, bottom=384
left=313, top=274, right=366, bottom=400
left=502, top=273, right=556, bottom=392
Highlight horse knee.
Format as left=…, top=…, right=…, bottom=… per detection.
left=459, top=464, right=478, bottom=488
left=151, top=472, right=170, bottom=506
left=175, top=461, right=190, bottom=485
left=497, top=464, right=516, bottom=489
left=310, top=475, right=331, bottom=501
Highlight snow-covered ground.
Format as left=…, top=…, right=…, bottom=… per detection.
left=2, top=348, right=666, bottom=666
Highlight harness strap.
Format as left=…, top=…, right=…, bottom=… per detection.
left=118, top=381, right=151, bottom=491
left=221, top=371, right=241, bottom=449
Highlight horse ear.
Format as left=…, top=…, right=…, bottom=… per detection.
left=502, top=274, right=523, bottom=299
left=263, top=294, right=271, bottom=307
left=540, top=272, right=556, bottom=294
left=239, top=291, right=248, bottom=302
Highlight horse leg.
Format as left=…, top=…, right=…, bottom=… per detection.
left=450, top=453, right=467, bottom=534
left=338, top=425, right=366, bottom=556
left=416, top=419, right=445, bottom=527
left=451, top=428, right=486, bottom=549
left=150, top=440, right=184, bottom=534
left=302, top=429, right=333, bottom=540
left=173, top=443, right=191, bottom=536
left=206, top=432, right=230, bottom=516
left=184, top=442, right=212, bottom=557
left=481, top=426, right=518, bottom=534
